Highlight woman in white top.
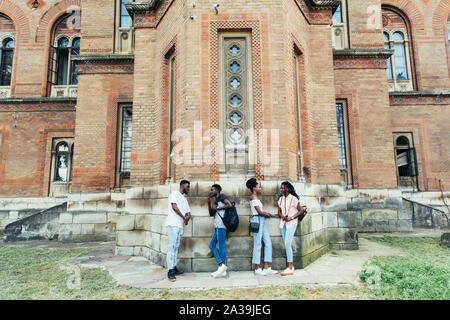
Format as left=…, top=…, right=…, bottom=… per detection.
left=277, top=181, right=307, bottom=276
left=246, top=178, right=278, bottom=276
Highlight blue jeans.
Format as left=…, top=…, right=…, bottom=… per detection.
left=282, top=224, right=297, bottom=263
left=166, top=226, right=183, bottom=270
left=251, top=216, right=272, bottom=265
left=209, top=228, right=227, bottom=265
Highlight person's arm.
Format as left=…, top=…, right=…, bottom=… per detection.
left=172, top=203, right=188, bottom=223
left=289, top=203, right=307, bottom=221
left=277, top=204, right=286, bottom=221
left=253, top=205, right=275, bottom=218
left=209, top=196, right=233, bottom=212
left=220, top=198, right=233, bottom=211
left=207, top=196, right=216, bottom=216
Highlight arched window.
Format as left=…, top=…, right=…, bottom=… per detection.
left=49, top=138, right=74, bottom=196
left=48, top=14, right=80, bottom=97
left=0, top=38, right=14, bottom=86
left=382, top=8, right=414, bottom=91
left=392, top=32, right=408, bottom=80
left=384, top=33, right=393, bottom=80
left=54, top=141, right=71, bottom=182
left=56, top=37, right=69, bottom=85
left=393, top=133, right=418, bottom=188
left=70, top=37, right=80, bottom=85
left=0, top=14, right=15, bottom=91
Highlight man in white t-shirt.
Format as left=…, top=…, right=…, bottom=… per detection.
left=166, top=180, right=191, bottom=282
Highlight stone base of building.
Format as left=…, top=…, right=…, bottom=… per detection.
left=2, top=182, right=448, bottom=272
left=114, top=182, right=449, bottom=272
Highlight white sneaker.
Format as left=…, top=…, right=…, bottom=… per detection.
left=263, top=267, right=278, bottom=276
left=213, top=264, right=228, bottom=278
left=210, top=266, right=221, bottom=277
left=254, top=268, right=265, bottom=276
left=280, top=267, right=295, bottom=276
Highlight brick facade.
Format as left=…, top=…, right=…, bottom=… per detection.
left=0, top=0, right=449, bottom=197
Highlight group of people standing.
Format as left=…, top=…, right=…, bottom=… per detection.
left=165, top=178, right=308, bottom=282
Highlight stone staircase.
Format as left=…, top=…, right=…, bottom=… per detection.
left=402, top=198, right=449, bottom=230
left=4, top=203, right=68, bottom=241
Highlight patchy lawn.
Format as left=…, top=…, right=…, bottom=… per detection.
left=0, top=244, right=367, bottom=300
left=1, top=235, right=448, bottom=300
left=359, top=236, right=450, bottom=300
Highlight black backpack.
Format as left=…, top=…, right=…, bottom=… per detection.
left=221, top=202, right=239, bottom=232
left=215, top=194, right=239, bottom=232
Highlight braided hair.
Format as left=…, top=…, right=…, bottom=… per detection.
left=246, top=178, right=258, bottom=192
left=281, top=181, right=299, bottom=200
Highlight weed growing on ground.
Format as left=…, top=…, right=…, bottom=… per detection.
left=359, top=236, right=450, bottom=300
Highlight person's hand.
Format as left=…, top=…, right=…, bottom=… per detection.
left=208, top=191, right=215, bottom=198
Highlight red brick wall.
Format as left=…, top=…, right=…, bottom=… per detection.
left=0, top=103, right=75, bottom=197
left=0, top=0, right=449, bottom=197
left=389, top=95, right=450, bottom=191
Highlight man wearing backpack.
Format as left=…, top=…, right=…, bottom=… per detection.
left=207, top=184, right=232, bottom=278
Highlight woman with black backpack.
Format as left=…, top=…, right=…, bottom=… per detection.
left=246, top=178, right=278, bottom=276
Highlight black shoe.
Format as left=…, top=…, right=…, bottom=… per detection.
left=168, top=269, right=176, bottom=282
left=173, top=266, right=184, bottom=276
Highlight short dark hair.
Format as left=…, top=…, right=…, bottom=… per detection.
left=180, top=180, right=190, bottom=187
left=212, top=184, right=222, bottom=193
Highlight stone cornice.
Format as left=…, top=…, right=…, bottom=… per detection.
left=0, top=97, right=77, bottom=104
left=389, top=91, right=450, bottom=106
left=333, top=49, right=394, bottom=59
left=0, top=97, right=76, bottom=112
left=389, top=91, right=450, bottom=97
left=72, top=54, right=134, bottom=63
left=307, top=0, right=341, bottom=10
left=125, top=0, right=161, bottom=16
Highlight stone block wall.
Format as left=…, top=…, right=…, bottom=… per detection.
left=57, top=192, right=125, bottom=242
left=0, top=197, right=66, bottom=233
left=115, top=181, right=431, bottom=271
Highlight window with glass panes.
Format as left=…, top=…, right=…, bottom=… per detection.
left=0, top=38, right=14, bottom=86
left=336, top=102, right=348, bottom=169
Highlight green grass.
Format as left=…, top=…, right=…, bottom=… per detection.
left=359, top=236, right=450, bottom=300
left=0, top=244, right=367, bottom=300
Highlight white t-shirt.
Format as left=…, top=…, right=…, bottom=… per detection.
left=250, top=199, right=263, bottom=216
left=166, top=190, right=191, bottom=228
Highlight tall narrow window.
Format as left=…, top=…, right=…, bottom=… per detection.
left=393, top=134, right=418, bottom=188
left=70, top=37, right=80, bottom=85
left=392, top=32, right=408, bottom=80
left=0, top=13, right=15, bottom=95
left=0, top=38, right=14, bottom=86
left=336, top=101, right=352, bottom=186
left=219, top=34, right=252, bottom=175
left=332, top=0, right=348, bottom=49
left=56, top=37, right=69, bottom=85
left=54, top=141, right=73, bottom=182
left=115, top=0, right=135, bottom=53
left=293, top=51, right=305, bottom=182
left=382, top=8, right=414, bottom=91
left=167, top=54, right=175, bottom=181
left=49, top=138, right=74, bottom=196
left=384, top=33, right=393, bottom=80
left=333, top=4, right=342, bottom=24
left=117, top=106, right=133, bottom=187
left=120, top=0, right=132, bottom=28
left=48, top=14, right=81, bottom=97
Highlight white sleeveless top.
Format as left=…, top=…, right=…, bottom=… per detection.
left=250, top=199, right=263, bottom=216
